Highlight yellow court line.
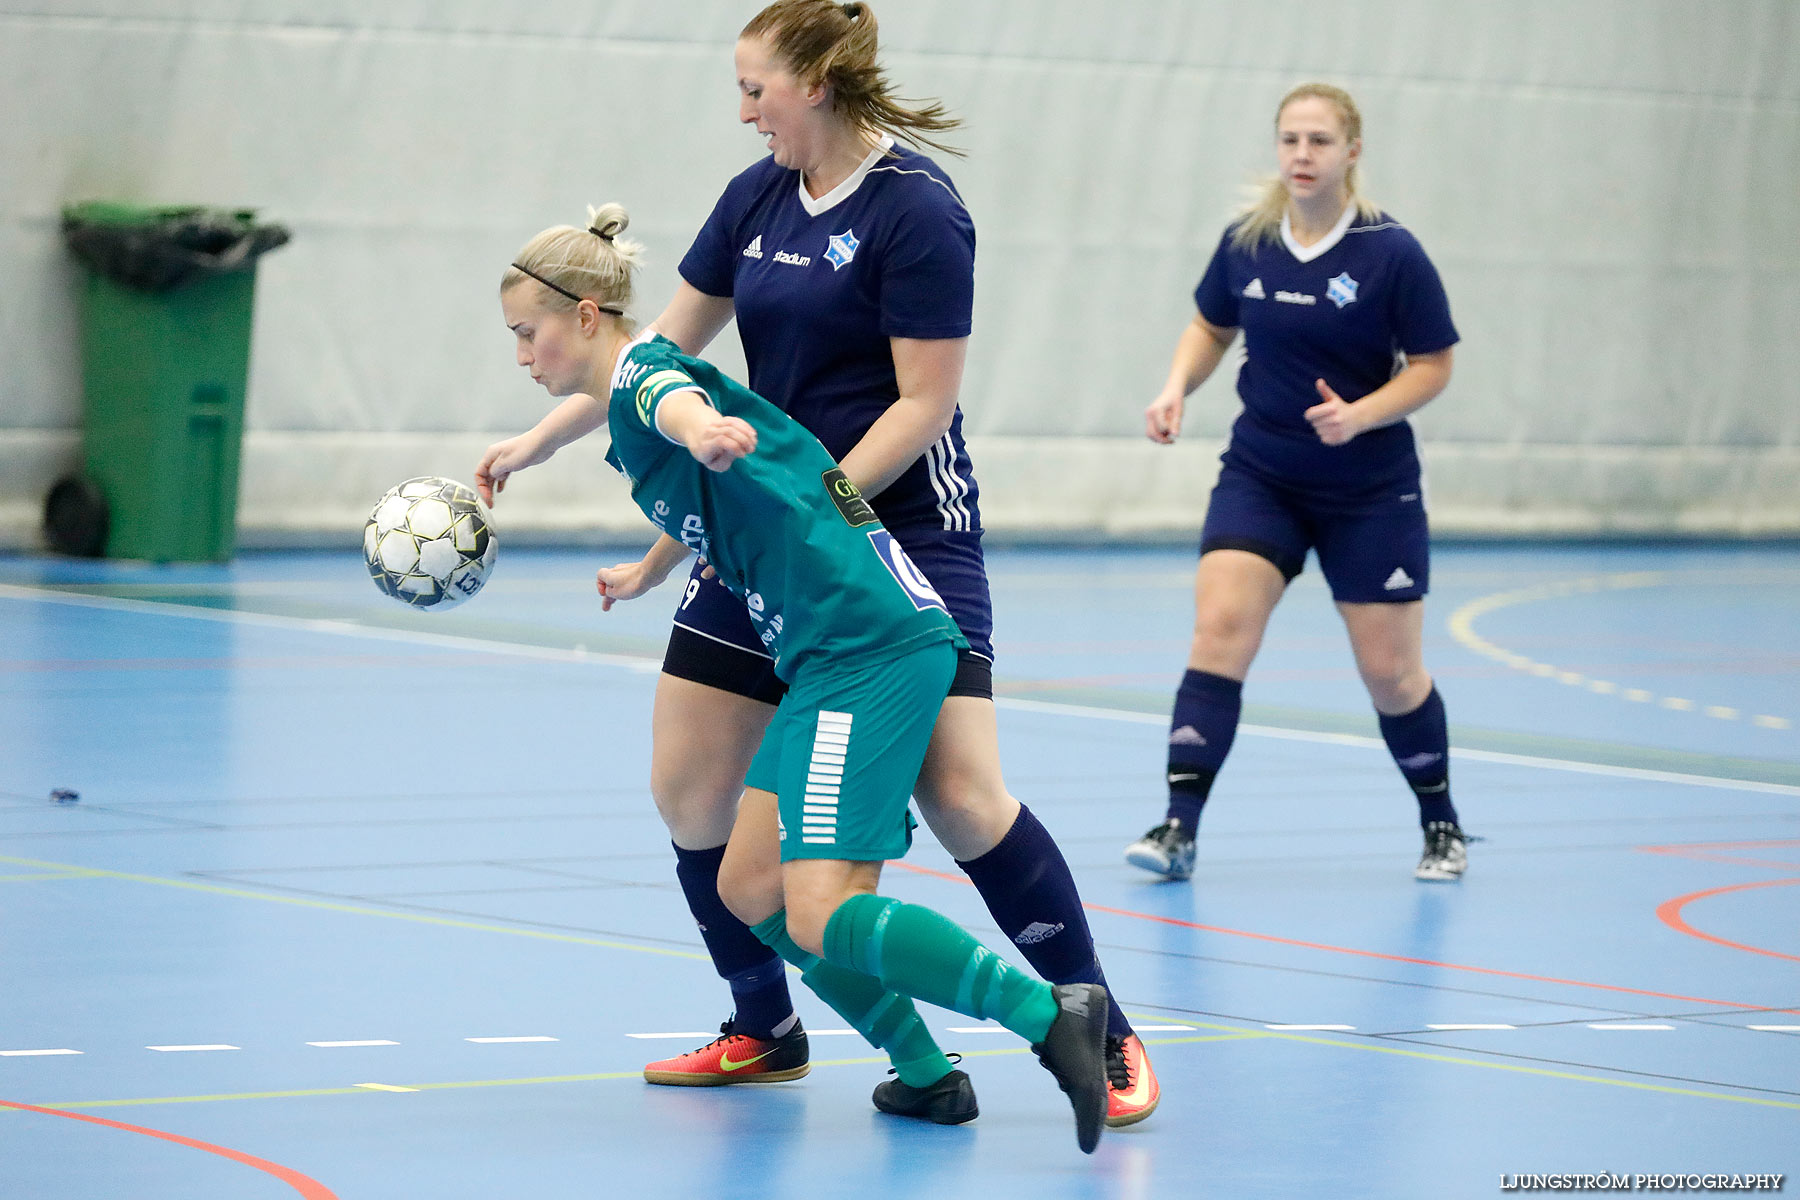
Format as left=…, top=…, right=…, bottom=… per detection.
left=1446, top=573, right=1792, bottom=730
left=1159, top=1019, right=1800, bottom=1111
left=15, top=1026, right=1788, bottom=1114
left=0, top=855, right=707, bottom=964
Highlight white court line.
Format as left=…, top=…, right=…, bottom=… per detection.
left=147, top=1044, right=239, bottom=1052
left=0, top=584, right=660, bottom=674
left=993, top=697, right=1800, bottom=798
left=354, top=1082, right=418, bottom=1093
left=0, top=1048, right=81, bottom=1057
left=1588, top=1024, right=1675, bottom=1031
left=1265, top=1024, right=1355, bottom=1031
left=307, top=1040, right=398, bottom=1048
left=1426, top=1024, right=1516, bottom=1031
left=465, top=1036, right=557, bottom=1044
left=1748, top=1025, right=1800, bottom=1032
left=6, top=582, right=1792, bottom=797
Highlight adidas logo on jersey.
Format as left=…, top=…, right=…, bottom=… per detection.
left=742, top=235, right=763, bottom=259
left=1242, top=277, right=1265, bottom=300
left=1383, top=567, right=1415, bottom=591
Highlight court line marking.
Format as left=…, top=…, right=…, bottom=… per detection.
left=353, top=1083, right=417, bottom=1093
left=147, top=1045, right=239, bottom=1053
left=0, top=855, right=709, bottom=965
left=13, top=1026, right=1793, bottom=1116
left=0, top=1097, right=339, bottom=1199
left=992, top=696, right=1800, bottom=798
left=5, top=580, right=1794, bottom=795
left=1589, top=1024, right=1675, bottom=1031
left=1640, top=840, right=1800, bottom=965
left=0, top=584, right=661, bottom=673
left=1427, top=1024, right=1515, bottom=1030
left=1, top=1049, right=80, bottom=1057
left=888, top=858, right=1795, bottom=1014
left=1653, top=877, right=1800, bottom=965
left=1265, top=1024, right=1354, bottom=1031
left=1445, top=572, right=1792, bottom=730
left=1159, top=1021, right=1800, bottom=1110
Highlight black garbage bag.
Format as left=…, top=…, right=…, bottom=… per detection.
left=61, top=203, right=290, bottom=293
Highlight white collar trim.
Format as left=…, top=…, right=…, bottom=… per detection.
left=797, top=135, right=895, bottom=217
left=1281, top=201, right=1357, bottom=263
left=608, top=328, right=658, bottom=393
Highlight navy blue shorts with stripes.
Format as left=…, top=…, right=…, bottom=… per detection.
left=662, top=527, right=994, bottom=704
left=1200, top=459, right=1431, bottom=603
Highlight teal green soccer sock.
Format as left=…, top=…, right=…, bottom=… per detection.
left=751, top=910, right=954, bottom=1088
left=821, top=894, right=1059, bottom=1046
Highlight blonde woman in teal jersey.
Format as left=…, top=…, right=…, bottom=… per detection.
left=484, top=204, right=1111, bottom=1153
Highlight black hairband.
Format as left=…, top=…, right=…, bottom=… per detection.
left=510, top=262, right=624, bottom=316
left=588, top=225, right=614, bottom=241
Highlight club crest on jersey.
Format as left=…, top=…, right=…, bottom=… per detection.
left=1326, top=271, right=1359, bottom=308
left=825, top=228, right=859, bottom=271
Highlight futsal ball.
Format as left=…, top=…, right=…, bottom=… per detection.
left=363, top=476, right=497, bottom=609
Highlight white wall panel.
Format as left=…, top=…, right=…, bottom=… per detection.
left=2, top=0, right=1795, bottom=549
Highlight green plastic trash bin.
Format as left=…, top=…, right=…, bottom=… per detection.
left=56, top=202, right=289, bottom=562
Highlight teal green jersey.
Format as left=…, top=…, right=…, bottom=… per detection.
left=604, top=333, right=966, bottom=682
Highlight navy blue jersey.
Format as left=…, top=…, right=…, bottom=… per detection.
left=679, top=137, right=980, bottom=532
left=1195, top=207, right=1458, bottom=500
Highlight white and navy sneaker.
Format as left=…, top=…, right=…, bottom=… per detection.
left=1415, top=821, right=1468, bottom=881
left=1124, top=820, right=1196, bottom=881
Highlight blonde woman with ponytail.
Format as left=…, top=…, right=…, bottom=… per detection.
left=478, top=1, right=1159, bottom=1129
left=486, top=203, right=1113, bottom=1154
left=1126, top=84, right=1470, bottom=884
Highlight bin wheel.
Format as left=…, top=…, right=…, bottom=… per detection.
left=44, top=475, right=110, bottom=557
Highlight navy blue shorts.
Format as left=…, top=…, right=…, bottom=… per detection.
left=1199, top=461, right=1430, bottom=603
left=662, top=527, right=995, bottom=703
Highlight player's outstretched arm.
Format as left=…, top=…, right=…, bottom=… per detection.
left=475, top=392, right=608, bottom=503
left=658, top=390, right=757, bottom=472
left=595, top=534, right=693, bottom=611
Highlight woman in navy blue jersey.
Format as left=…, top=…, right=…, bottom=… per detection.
left=476, top=0, right=1156, bottom=1126
left=1123, top=83, right=1469, bottom=884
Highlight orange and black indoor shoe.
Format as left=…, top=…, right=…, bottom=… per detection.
left=1103, top=1033, right=1161, bottom=1127
left=642, top=1018, right=811, bottom=1086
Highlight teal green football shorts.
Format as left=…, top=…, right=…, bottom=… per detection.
left=745, top=640, right=957, bottom=863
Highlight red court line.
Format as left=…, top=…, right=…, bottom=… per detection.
left=887, top=860, right=1795, bottom=1014
left=0, top=1098, right=338, bottom=1199
left=1654, top=879, right=1800, bottom=965
left=1640, top=840, right=1800, bottom=965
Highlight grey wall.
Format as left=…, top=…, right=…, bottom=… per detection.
left=3, top=0, right=1796, bottom=545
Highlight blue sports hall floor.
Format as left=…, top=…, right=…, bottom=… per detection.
left=2, top=541, right=1796, bottom=1199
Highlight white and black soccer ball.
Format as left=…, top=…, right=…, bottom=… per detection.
left=363, top=476, right=497, bottom=609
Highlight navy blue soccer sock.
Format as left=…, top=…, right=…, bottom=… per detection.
left=957, top=804, right=1132, bottom=1040
left=1377, top=686, right=1459, bottom=829
left=670, top=842, right=796, bottom=1039
left=1164, top=669, right=1243, bottom=830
